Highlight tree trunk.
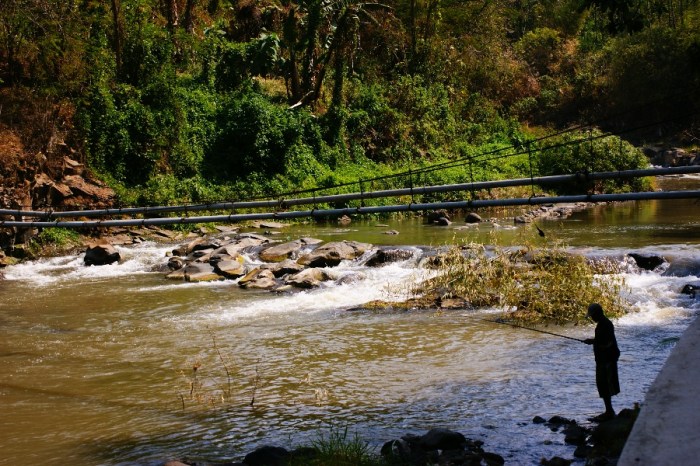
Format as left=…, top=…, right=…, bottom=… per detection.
left=110, top=0, right=125, bottom=78
left=166, top=0, right=179, bottom=29
left=183, top=0, right=196, bottom=33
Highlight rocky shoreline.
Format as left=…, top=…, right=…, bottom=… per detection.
left=161, top=406, right=640, bottom=466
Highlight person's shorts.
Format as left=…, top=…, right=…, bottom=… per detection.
left=596, top=361, right=620, bottom=398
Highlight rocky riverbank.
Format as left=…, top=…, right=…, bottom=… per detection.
left=160, top=406, right=640, bottom=466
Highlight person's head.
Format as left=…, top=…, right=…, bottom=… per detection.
left=587, top=303, right=604, bottom=322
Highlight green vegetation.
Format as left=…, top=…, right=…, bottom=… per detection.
left=413, top=233, right=627, bottom=324
left=27, top=228, right=83, bottom=257
left=2, top=0, right=697, bottom=208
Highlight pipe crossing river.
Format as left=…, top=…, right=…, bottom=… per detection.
left=2, top=166, right=700, bottom=229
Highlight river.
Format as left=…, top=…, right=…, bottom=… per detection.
left=1, top=175, right=699, bottom=465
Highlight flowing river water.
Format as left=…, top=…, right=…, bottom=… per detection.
left=1, top=175, right=699, bottom=465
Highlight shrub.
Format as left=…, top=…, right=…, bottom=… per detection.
left=413, top=236, right=627, bottom=324
left=536, top=130, right=651, bottom=194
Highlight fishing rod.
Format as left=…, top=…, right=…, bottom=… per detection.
left=481, top=317, right=586, bottom=343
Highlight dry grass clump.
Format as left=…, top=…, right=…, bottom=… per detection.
left=413, top=240, right=627, bottom=324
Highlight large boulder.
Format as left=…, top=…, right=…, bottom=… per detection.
left=297, top=241, right=371, bottom=267
left=84, top=241, right=120, bottom=266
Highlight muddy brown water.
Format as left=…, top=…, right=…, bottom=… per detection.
left=1, top=175, right=699, bottom=465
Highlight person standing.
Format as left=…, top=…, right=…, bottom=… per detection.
left=584, top=303, right=621, bottom=421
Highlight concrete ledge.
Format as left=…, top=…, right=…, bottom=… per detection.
left=618, top=315, right=700, bottom=465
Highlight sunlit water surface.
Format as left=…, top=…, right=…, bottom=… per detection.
left=1, top=175, right=699, bottom=465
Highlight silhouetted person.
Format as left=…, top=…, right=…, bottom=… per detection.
left=583, top=303, right=620, bottom=421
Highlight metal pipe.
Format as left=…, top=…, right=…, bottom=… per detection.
left=2, top=189, right=700, bottom=229
left=2, top=166, right=699, bottom=220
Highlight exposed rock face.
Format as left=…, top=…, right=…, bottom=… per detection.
left=84, top=241, right=120, bottom=266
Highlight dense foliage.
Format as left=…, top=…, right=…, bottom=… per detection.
left=1, top=0, right=698, bottom=204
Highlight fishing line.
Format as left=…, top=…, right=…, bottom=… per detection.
left=465, top=314, right=586, bottom=343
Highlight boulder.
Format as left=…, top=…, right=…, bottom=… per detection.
left=365, top=248, right=414, bottom=267
left=214, top=259, right=246, bottom=278
left=285, top=268, right=332, bottom=288
left=184, top=263, right=222, bottom=282
left=262, top=259, right=305, bottom=278
left=434, top=216, right=451, bottom=226
left=338, top=215, right=352, bottom=225
left=259, top=240, right=303, bottom=262
left=419, top=428, right=467, bottom=450
left=243, top=446, right=290, bottom=466
left=465, top=212, right=482, bottom=223
left=223, top=236, right=268, bottom=254
left=681, top=283, right=697, bottom=298
left=84, top=241, right=120, bottom=266
left=427, top=210, right=451, bottom=223
left=628, top=253, right=666, bottom=271
left=238, top=268, right=277, bottom=289
left=297, top=241, right=371, bottom=267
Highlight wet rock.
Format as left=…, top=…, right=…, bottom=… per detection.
left=383, top=229, right=400, bottom=235
left=183, top=263, right=222, bottom=282
left=251, top=221, right=287, bottom=230
left=261, top=259, right=305, bottom=278
left=681, top=283, right=698, bottom=298
left=214, top=259, right=246, bottom=278
left=285, top=268, right=332, bottom=288
left=628, top=253, right=666, bottom=271
left=243, top=445, right=290, bottom=466
left=365, top=248, right=414, bottom=267
left=338, top=215, right=352, bottom=225
left=84, top=241, right=120, bottom=266
left=427, top=209, right=451, bottom=223
left=563, top=424, right=588, bottom=445
left=540, top=457, right=572, bottom=466
left=482, top=451, right=506, bottom=465
left=589, top=407, right=638, bottom=456
left=434, top=216, right=451, bottom=226
left=419, top=428, right=467, bottom=450
left=465, top=212, right=482, bottom=223
left=259, top=240, right=304, bottom=262
left=297, top=240, right=371, bottom=267
left=238, top=268, right=277, bottom=289
left=533, top=416, right=547, bottom=424
left=547, top=416, right=576, bottom=426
